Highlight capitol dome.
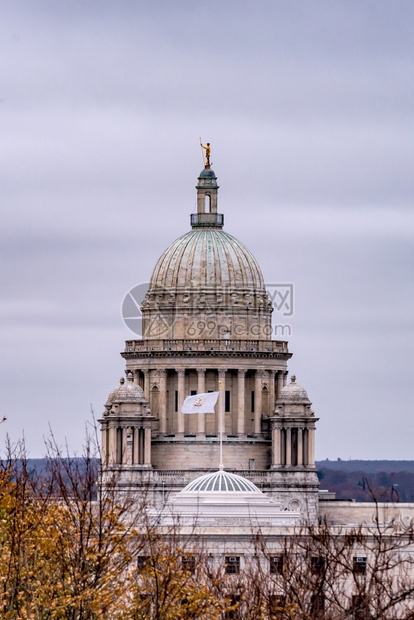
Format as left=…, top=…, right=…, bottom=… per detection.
left=149, top=229, right=265, bottom=292
left=140, top=167, right=273, bottom=340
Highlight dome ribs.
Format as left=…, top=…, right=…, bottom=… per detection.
left=143, top=225, right=273, bottom=339
left=170, top=232, right=193, bottom=289
left=150, top=234, right=184, bottom=290
left=149, top=229, right=265, bottom=293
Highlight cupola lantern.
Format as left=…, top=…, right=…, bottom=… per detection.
left=191, top=143, right=223, bottom=228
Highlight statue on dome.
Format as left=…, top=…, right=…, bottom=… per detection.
left=200, top=138, right=211, bottom=169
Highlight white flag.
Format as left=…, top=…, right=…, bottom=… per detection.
left=181, top=391, right=219, bottom=414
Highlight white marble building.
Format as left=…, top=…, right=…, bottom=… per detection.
left=99, top=160, right=320, bottom=521
left=97, top=157, right=414, bottom=617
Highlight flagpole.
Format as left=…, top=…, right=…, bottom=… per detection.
left=218, top=380, right=223, bottom=470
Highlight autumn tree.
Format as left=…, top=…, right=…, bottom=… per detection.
left=0, top=433, right=147, bottom=619
left=1, top=434, right=414, bottom=619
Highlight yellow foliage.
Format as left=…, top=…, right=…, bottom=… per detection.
left=0, top=451, right=305, bottom=619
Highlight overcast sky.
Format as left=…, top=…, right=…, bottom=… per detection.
left=1, top=1, right=413, bottom=459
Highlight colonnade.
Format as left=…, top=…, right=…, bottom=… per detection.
left=272, top=426, right=316, bottom=468
left=101, top=423, right=152, bottom=467
left=134, top=367, right=288, bottom=437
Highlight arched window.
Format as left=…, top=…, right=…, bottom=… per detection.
left=151, top=386, right=159, bottom=415
left=262, top=386, right=269, bottom=414
left=204, top=194, right=211, bottom=213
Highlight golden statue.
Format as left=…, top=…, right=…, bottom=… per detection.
left=200, top=138, right=211, bottom=169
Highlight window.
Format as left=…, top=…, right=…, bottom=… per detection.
left=353, top=556, right=367, bottom=575
left=225, top=390, right=231, bottom=412
left=137, top=555, right=150, bottom=571
left=181, top=555, right=196, bottom=573
left=225, top=556, right=240, bottom=574
left=351, top=595, right=369, bottom=619
left=311, top=594, right=325, bottom=617
left=269, top=595, right=286, bottom=617
left=224, top=594, right=241, bottom=620
left=251, top=390, right=255, bottom=413
left=190, top=390, right=196, bottom=396
left=270, top=555, right=284, bottom=575
left=175, top=390, right=178, bottom=412
left=311, top=556, right=325, bottom=574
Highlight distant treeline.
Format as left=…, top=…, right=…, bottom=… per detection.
left=316, top=460, right=414, bottom=474
left=316, top=460, right=414, bottom=502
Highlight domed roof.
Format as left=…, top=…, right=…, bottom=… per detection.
left=278, top=375, right=310, bottom=403
left=149, top=229, right=265, bottom=292
left=106, top=375, right=145, bottom=405
left=181, top=469, right=262, bottom=494
left=198, top=167, right=216, bottom=180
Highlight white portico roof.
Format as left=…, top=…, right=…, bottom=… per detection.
left=182, top=469, right=261, bottom=494
left=155, top=469, right=301, bottom=528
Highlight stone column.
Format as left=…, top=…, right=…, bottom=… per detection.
left=269, top=370, right=276, bottom=414
left=285, top=427, right=292, bottom=467
left=277, top=370, right=284, bottom=400
left=108, top=425, right=117, bottom=464
left=218, top=368, right=226, bottom=435
left=308, top=428, right=315, bottom=466
left=158, top=369, right=167, bottom=434
left=133, top=428, right=139, bottom=464
left=122, top=427, right=128, bottom=464
left=297, top=428, right=303, bottom=466
left=101, top=426, right=108, bottom=465
left=126, top=426, right=133, bottom=465
left=254, top=369, right=264, bottom=435
left=177, top=369, right=185, bottom=434
left=197, top=368, right=206, bottom=436
left=144, top=427, right=152, bottom=465
left=237, top=369, right=246, bottom=436
left=272, top=427, right=281, bottom=466
left=134, top=370, right=140, bottom=386
left=283, top=371, right=288, bottom=387
left=143, top=370, right=150, bottom=400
